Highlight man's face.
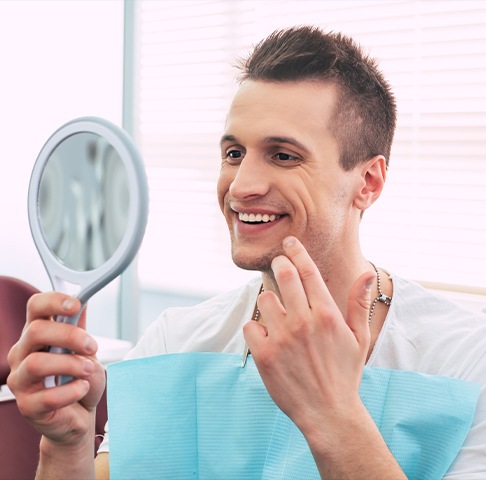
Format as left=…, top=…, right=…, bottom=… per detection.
left=217, top=80, right=362, bottom=275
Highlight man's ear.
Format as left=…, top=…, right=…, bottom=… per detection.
left=353, top=155, right=387, bottom=211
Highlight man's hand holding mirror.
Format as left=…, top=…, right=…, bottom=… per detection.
left=7, top=117, right=148, bottom=471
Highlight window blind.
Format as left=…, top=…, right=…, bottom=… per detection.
left=130, top=0, right=486, bottom=297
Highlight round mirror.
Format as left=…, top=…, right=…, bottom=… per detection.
left=29, top=116, right=148, bottom=306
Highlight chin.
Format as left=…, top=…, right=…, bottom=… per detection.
left=231, top=248, right=277, bottom=273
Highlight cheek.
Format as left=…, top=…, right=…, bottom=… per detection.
left=216, top=169, right=232, bottom=212
left=291, top=178, right=319, bottom=217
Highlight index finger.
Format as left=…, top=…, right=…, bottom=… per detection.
left=27, top=292, right=82, bottom=325
left=279, top=236, right=335, bottom=309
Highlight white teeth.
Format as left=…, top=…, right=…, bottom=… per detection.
left=238, top=212, right=280, bottom=223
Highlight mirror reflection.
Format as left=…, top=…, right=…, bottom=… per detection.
left=38, top=132, right=130, bottom=272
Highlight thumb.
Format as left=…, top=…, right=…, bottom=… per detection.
left=345, top=271, right=376, bottom=349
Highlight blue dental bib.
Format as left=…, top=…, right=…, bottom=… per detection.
left=107, top=353, right=479, bottom=479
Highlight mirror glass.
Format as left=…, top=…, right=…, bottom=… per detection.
left=38, top=132, right=130, bottom=272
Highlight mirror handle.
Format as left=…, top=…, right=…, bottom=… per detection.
left=44, top=306, right=86, bottom=388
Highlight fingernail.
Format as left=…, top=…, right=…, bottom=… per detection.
left=283, top=236, right=296, bottom=248
left=79, top=380, right=90, bottom=393
left=83, top=359, right=95, bottom=373
left=84, top=336, right=97, bottom=354
left=62, top=298, right=75, bottom=310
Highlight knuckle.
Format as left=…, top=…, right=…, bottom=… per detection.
left=26, top=292, right=40, bottom=311
left=14, top=395, right=30, bottom=416
left=290, top=316, right=312, bottom=337
left=313, top=304, right=334, bottom=322
left=6, top=370, right=17, bottom=391
left=255, top=350, right=275, bottom=370
left=242, top=322, right=253, bottom=336
left=298, top=263, right=316, bottom=281
left=42, top=391, right=60, bottom=411
left=23, top=352, right=42, bottom=374
left=26, top=292, right=45, bottom=316
left=275, top=264, right=295, bottom=283
left=26, top=319, right=46, bottom=338
left=356, top=296, right=370, bottom=311
left=65, top=325, right=82, bottom=346
left=6, top=344, right=18, bottom=368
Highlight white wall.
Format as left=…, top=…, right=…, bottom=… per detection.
left=0, top=0, right=124, bottom=337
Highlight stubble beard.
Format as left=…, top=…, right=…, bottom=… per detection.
left=230, top=227, right=334, bottom=278
left=231, top=244, right=280, bottom=275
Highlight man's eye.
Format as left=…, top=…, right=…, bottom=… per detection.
left=275, top=152, right=297, bottom=161
left=227, top=150, right=242, bottom=159
left=225, top=150, right=244, bottom=163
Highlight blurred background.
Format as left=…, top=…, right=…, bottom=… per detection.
left=1, top=0, right=485, bottom=346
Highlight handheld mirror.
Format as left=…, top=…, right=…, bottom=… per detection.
left=28, top=117, right=149, bottom=387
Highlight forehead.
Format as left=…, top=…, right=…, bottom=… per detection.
left=224, top=80, right=337, bottom=142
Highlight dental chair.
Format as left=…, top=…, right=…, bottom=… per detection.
left=0, top=276, right=108, bottom=480
left=0, top=276, right=40, bottom=480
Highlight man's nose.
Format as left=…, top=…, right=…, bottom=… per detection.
left=229, top=157, right=270, bottom=200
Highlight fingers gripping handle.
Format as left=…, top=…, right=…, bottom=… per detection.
left=44, top=305, right=86, bottom=389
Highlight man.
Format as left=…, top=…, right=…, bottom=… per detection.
left=7, top=26, right=486, bottom=479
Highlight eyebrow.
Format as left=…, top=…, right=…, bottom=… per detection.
left=219, top=134, right=237, bottom=147
left=220, top=134, right=310, bottom=154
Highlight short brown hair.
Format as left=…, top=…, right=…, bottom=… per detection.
left=238, top=26, right=397, bottom=170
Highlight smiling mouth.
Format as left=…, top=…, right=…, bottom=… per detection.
left=238, top=212, right=282, bottom=224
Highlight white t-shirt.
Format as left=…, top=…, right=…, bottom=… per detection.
left=99, top=274, right=486, bottom=478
